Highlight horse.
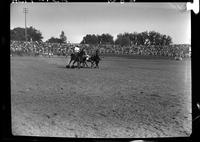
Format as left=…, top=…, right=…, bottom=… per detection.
left=87, top=49, right=101, bottom=68
left=66, top=48, right=87, bottom=68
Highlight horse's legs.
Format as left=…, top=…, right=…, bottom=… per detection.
left=81, top=61, right=84, bottom=68
left=66, top=59, right=71, bottom=67
left=91, top=61, right=94, bottom=68
left=77, top=61, right=80, bottom=69
left=68, top=59, right=72, bottom=65
left=96, top=61, right=99, bottom=68
left=75, top=57, right=80, bottom=69
left=81, top=59, right=88, bottom=68
left=84, top=61, right=88, bottom=68
left=71, top=59, right=77, bottom=68
left=67, top=58, right=73, bottom=67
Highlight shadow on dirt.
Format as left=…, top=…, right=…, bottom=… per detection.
left=57, top=65, right=93, bottom=69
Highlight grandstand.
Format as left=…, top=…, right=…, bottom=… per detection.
left=10, top=40, right=191, bottom=59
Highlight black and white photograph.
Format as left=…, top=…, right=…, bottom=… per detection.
left=10, top=2, right=191, bottom=138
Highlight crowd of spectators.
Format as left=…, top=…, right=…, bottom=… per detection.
left=97, top=44, right=191, bottom=58
left=10, top=40, right=191, bottom=58
left=10, top=40, right=70, bottom=56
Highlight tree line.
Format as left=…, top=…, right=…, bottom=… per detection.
left=11, top=26, right=173, bottom=46
left=11, top=27, right=43, bottom=42
left=81, top=31, right=172, bottom=46
left=10, top=27, right=67, bottom=44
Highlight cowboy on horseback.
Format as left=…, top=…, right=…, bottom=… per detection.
left=66, top=45, right=101, bottom=69
left=66, top=45, right=87, bottom=68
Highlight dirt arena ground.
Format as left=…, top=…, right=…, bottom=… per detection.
left=11, top=55, right=191, bottom=138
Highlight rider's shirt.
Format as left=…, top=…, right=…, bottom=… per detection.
left=74, top=47, right=80, bottom=53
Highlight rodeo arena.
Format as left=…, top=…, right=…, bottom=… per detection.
left=10, top=39, right=192, bottom=138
